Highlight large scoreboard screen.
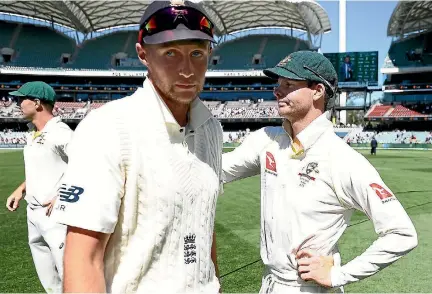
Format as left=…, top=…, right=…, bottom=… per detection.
left=323, top=51, right=379, bottom=88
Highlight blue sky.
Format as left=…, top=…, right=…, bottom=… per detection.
left=318, top=0, right=398, bottom=85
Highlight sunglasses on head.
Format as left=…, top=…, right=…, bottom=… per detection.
left=139, top=6, right=214, bottom=43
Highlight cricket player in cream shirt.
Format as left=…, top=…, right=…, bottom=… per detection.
left=223, top=51, right=418, bottom=293
left=6, top=81, right=73, bottom=293
left=52, top=1, right=223, bottom=293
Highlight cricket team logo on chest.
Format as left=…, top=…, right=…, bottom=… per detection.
left=184, top=233, right=197, bottom=264
left=298, top=162, right=319, bottom=187
left=265, top=151, right=277, bottom=175
left=33, top=132, right=46, bottom=145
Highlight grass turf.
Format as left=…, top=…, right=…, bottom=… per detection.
left=0, top=149, right=430, bottom=292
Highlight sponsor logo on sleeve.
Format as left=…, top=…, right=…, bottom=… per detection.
left=58, top=184, right=84, bottom=203
left=265, top=151, right=277, bottom=175
left=369, top=183, right=396, bottom=204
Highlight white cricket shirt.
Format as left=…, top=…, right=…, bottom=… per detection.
left=24, top=116, right=72, bottom=208
left=223, top=113, right=417, bottom=288
left=53, top=78, right=224, bottom=293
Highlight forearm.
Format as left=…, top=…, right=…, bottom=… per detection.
left=18, top=181, right=26, bottom=193
left=63, top=227, right=109, bottom=293
left=63, top=258, right=106, bottom=293
left=331, top=230, right=417, bottom=287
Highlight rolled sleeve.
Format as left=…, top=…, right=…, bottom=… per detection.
left=52, top=112, right=124, bottom=234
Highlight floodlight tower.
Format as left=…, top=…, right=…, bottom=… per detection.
left=339, top=0, right=347, bottom=125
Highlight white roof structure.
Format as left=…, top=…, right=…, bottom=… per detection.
left=388, top=1, right=432, bottom=37
left=0, top=0, right=331, bottom=36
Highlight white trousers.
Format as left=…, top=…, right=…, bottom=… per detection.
left=27, top=205, right=67, bottom=293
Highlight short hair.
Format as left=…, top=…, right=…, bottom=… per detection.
left=39, top=99, right=54, bottom=112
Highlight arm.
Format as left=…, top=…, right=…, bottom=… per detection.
left=331, top=154, right=418, bottom=287
left=6, top=181, right=26, bottom=211
left=51, top=112, right=124, bottom=291
left=63, top=227, right=110, bottom=293
left=222, top=128, right=269, bottom=183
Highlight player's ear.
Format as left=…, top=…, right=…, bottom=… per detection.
left=34, top=99, right=42, bottom=110
left=312, top=83, right=325, bottom=102
left=136, top=43, right=149, bottom=67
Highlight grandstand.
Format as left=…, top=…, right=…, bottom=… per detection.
left=360, top=1, right=432, bottom=131
left=0, top=0, right=332, bottom=133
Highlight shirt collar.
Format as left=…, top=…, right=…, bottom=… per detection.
left=28, top=116, right=61, bottom=133
left=283, top=112, right=333, bottom=157
left=143, top=78, right=212, bottom=137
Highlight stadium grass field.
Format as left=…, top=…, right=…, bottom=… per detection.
left=0, top=148, right=431, bottom=292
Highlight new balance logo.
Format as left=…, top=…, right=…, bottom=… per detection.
left=58, top=184, right=84, bottom=203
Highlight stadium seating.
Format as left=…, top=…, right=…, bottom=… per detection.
left=0, top=131, right=27, bottom=145
left=71, top=31, right=142, bottom=70
left=53, top=102, right=87, bottom=119
left=209, top=35, right=310, bottom=70
left=261, top=36, right=310, bottom=67
left=0, top=21, right=16, bottom=48
left=4, top=22, right=75, bottom=68
left=0, top=102, right=21, bottom=118
left=388, top=31, right=432, bottom=67
left=388, top=105, right=426, bottom=117
left=365, top=105, right=392, bottom=117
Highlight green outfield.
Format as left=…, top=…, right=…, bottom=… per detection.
left=0, top=149, right=430, bottom=292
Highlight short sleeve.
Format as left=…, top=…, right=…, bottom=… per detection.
left=52, top=111, right=124, bottom=234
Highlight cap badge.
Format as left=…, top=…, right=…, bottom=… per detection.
left=278, top=55, right=292, bottom=67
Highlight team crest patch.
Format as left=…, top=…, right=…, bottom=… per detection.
left=370, top=183, right=396, bottom=204
left=184, top=233, right=197, bottom=264
left=298, top=162, right=319, bottom=187
left=265, top=151, right=277, bottom=174
left=277, top=55, right=292, bottom=67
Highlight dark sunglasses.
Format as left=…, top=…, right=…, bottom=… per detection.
left=303, top=65, right=337, bottom=97
left=139, top=6, right=214, bottom=43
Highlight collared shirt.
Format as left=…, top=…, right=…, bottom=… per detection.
left=24, top=116, right=73, bottom=207
left=222, top=113, right=417, bottom=288
left=53, top=78, right=224, bottom=293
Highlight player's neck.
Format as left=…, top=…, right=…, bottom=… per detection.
left=32, top=112, right=54, bottom=131
left=163, top=98, right=189, bottom=127
left=290, top=110, right=322, bottom=138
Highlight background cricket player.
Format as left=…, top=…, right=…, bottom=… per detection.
left=222, top=51, right=418, bottom=293
left=5, top=81, right=73, bottom=293
left=52, top=1, right=223, bottom=293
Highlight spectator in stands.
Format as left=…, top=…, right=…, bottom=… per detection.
left=340, top=55, right=353, bottom=82
left=5, top=81, right=73, bottom=293
left=53, top=1, right=223, bottom=293
left=370, top=137, right=378, bottom=155
left=223, top=51, right=417, bottom=293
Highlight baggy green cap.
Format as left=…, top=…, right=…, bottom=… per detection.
left=9, top=81, right=56, bottom=103
left=263, top=50, right=338, bottom=97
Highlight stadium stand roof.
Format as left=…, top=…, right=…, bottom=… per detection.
left=388, top=1, right=432, bottom=37
left=0, top=0, right=331, bottom=36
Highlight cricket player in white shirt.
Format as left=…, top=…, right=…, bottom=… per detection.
left=52, top=1, right=223, bottom=293
left=223, top=51, right=418, bottom=293
left=5, top=81, right=73, bottom=293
